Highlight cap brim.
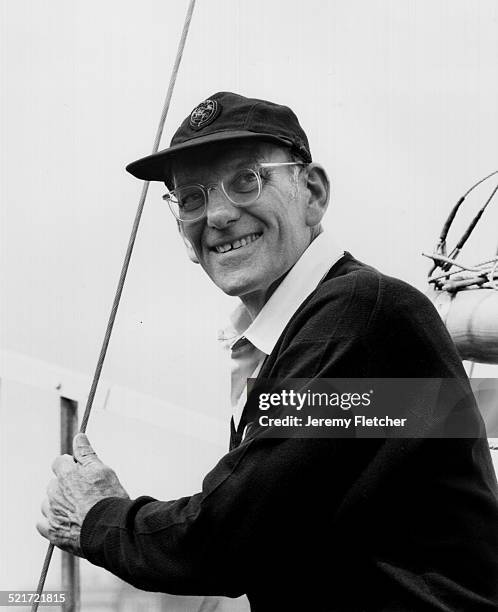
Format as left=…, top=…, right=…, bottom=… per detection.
left=126, top=131, right=294, bottom=181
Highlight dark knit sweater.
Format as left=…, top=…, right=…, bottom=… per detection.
left=81, top=253, right=498, bottom=611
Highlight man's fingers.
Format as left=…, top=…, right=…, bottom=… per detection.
left=36, top=518, right=74, bottom=553
left=73, top=433, right=100, bottom=466
left=37, top=505, right=84, bottom=557
left=52, top=454, right=75, bottom=477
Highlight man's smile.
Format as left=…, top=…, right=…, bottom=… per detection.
left=210, top=232, right=262, bottom=255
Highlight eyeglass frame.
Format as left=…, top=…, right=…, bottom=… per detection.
left=162, top=161, right=307, bottom=223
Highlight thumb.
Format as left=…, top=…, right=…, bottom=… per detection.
left=73, top=433, right=101, bottom=466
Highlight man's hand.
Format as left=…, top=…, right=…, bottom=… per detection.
left=37, top=433, right=129, bottom=556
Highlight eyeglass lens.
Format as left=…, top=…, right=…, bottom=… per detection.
left=167, top=168, right=261, bottom=221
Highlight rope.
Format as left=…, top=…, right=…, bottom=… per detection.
left=435, top=170, right=498, bottom=249
left=424, top=252, right=498, bottom=292
left=32, top=1, right=197, bottom=609
left=81, top=0, right=196, bottom=433
left=424, top=253, right=493, bottom=274
left=449, top=181, right=498, bottom=256
left=429, top=170, right=498, bottom=275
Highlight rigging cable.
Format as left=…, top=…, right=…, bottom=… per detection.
left=429, top=169, right=498, bottom=275
left=31, top=1, right=197, bottom=609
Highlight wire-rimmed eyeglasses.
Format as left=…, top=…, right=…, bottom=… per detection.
left=162, top=162, right=306, bottom=223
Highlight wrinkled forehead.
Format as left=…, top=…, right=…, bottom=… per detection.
left=168, top=140, right=291, bottom=187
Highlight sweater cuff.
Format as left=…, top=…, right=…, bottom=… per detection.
left=80, top=496, right=155, bottom=565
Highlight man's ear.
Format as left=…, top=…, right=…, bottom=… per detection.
left=303, top=163, right=330, bottom=228
left=177, top=222, right=200, bottom=264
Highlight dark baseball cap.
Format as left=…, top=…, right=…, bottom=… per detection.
left=126, top=91, right=312, bottom=181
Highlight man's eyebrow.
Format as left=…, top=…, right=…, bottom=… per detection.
left=244, top=152, right=267, bottom=163
left=227, top=152, right=266, bottom=168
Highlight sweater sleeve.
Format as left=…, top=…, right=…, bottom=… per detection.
left=80, top=432, right=377, bottom=596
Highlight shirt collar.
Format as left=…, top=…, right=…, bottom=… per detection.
left=218, top=232, right=344, bottom=355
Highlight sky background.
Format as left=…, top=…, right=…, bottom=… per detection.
left=1, top=0, right=498, bottom=596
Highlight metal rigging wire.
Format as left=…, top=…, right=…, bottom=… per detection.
left=428, top=170, right=498, bottom=276
left=31, top=2, right=197, bottom=609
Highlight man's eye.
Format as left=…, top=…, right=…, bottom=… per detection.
left=230, top=170, right=259, bottom=193
left=178, top=189, right=204, bottom=211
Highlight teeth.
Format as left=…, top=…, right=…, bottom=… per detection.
left=214, top=233, right=260, bottom=254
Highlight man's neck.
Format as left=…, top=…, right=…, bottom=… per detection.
left=240, top=272, right=290, bottom=320
left=239, top=228, right=322, bottom=320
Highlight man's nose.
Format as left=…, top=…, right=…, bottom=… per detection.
left=205, top=187, right=241, bottom=229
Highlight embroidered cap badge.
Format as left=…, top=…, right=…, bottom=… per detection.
left=189, top=99, right=220, bottom=130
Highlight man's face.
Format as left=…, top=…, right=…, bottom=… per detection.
left=171, top=141, right=315, bottom=303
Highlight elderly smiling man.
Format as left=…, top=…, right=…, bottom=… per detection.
left=39, top=92, right=498, bottom=611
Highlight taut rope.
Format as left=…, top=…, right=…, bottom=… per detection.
left=32, top=2, right=197, bottom=609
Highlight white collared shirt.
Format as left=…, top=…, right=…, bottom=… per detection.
left=217, top=232, right=344, bottom=429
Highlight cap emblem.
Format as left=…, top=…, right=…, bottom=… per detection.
left=189, top=99, right=220, bottom=130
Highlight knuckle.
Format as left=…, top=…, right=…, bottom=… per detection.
left=55, top=454, right=74, bottom=470
left=89, top=463, right=111, bottom=480
left=100, top=464, right=112, bottom=476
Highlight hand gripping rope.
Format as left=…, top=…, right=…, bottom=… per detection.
left=31, top=2, right=197, bottom=610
